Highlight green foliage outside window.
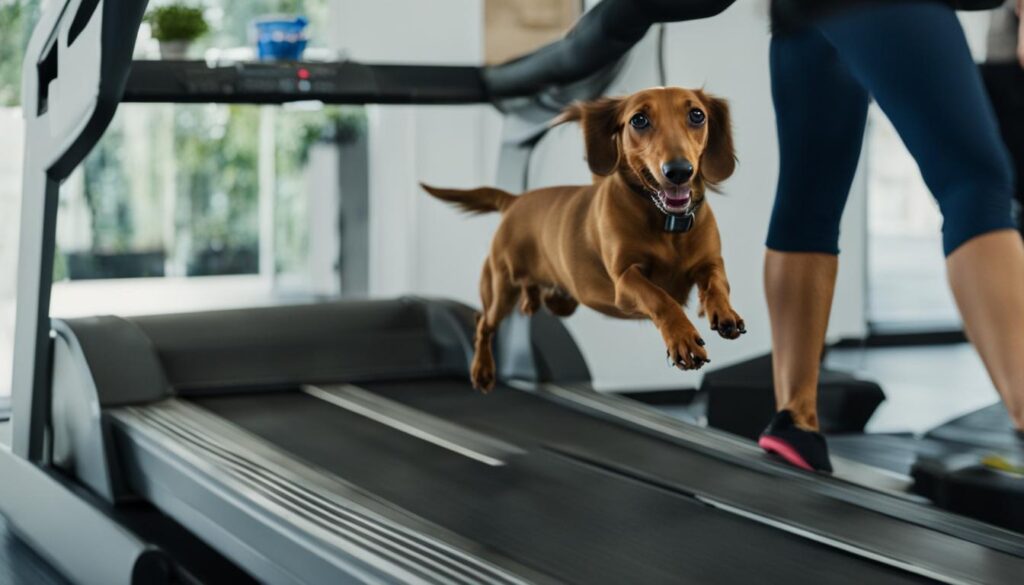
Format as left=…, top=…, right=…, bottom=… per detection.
left=274, top=107, right=365, bottom=275
left=176, top=105, right=261, bottom=265
left=0, top=0, right=39, bottom=107
left=145, top=3, right=210, bottom=42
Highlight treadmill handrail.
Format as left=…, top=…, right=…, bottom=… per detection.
left=11, top=0, right=148, bottom=460
left=122, top=60, right=490, bottom=105
left=118, top=1, right=739, bottom=107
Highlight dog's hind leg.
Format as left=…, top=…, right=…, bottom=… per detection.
left=473, top=260, right=518, bottom=392
left=542, top=287, right=579, bottom=317
left=520, top=285, right=541, bottom=315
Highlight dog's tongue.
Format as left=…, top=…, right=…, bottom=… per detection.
left=663, top=185, right=691, bottom=204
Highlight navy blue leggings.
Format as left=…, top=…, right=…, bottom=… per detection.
left=767, top=1, right=1015, bottom=256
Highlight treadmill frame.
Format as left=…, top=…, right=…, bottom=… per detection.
left=6, top=1, right=1024, bottom=584
left=0, top=3, right=614, bottom=579
left=2, top=1, right=163, bottom=582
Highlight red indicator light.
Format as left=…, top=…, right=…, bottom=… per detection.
left=297, top=68, right=310, bottom=80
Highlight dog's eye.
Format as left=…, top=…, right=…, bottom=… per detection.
left=630, top=113, right=650, bottom=129
left=688, top=108, right=706, bottom=126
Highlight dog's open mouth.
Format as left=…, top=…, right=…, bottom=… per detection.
left=639, top=167, right=692, bottom=215
left=656, top=185, right=692, bottom=215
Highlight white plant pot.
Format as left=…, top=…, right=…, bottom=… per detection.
left=159, top=40, right=192, bottom=60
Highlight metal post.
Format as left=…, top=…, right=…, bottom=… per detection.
left=9, top=152, right=59, bottom=460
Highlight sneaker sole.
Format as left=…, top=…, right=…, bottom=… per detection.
left=758, top=435, right=815, bottom=471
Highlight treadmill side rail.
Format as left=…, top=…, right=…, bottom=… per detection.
left=110, top=399, right=542, bottom=585
left=0, top=446, right=169, bottom=585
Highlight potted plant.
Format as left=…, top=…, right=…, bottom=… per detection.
left=145, top=3, right=209, bottom=60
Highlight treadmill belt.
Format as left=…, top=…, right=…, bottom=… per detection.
left=361, top=378, right=1024, bottom=583
left=193, top=390, right=929, bottom=585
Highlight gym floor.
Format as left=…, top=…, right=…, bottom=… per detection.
left=646, top=340, right=1006, bottom=483
left=825, top=342, right=1000, bottom=435
left=651, top=342, right=1001, bottom=437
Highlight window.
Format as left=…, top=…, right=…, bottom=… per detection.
left=0, top=0, right=40, bottom=400
left=56, top=103, right=365, bottom=284
left=0, top=0, right=372, bottom=396
left=864, top=15, right=992, bottom=333
left=865, top=104, right=961, bottom=331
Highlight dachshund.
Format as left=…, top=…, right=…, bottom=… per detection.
left=423, top=87, right=744, bottom=391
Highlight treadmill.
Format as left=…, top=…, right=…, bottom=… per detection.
left=3, top=1, right=1024, bottom=583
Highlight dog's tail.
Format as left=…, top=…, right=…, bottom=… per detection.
left=421, top=183, right=517, bottom=215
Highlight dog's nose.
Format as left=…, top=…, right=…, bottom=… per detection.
left=662, top=159, right=694, bottom=185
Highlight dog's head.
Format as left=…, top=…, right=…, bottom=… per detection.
left=557, top=87, right=736, bottom=215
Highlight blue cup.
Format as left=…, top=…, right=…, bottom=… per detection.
left=253, top=15, right=309, bottom=61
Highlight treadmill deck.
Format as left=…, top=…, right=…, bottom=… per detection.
left=181, top=378, right=1008, bottom=584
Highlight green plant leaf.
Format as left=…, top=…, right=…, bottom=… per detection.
left=145, top=2, right=209, bottom=42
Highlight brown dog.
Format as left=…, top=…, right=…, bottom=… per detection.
left=423, top=87, right=744, bottom=391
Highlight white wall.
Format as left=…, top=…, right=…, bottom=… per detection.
left=330, top=0, right=503, bottom=306
left=335, top=0, right=869, bottom=391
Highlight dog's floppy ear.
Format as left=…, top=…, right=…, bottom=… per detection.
left=554, top=97, right=624, bottom=176
left=701, top=94, right=736, bottom=186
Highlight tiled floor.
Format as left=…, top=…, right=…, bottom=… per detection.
left=825, top=343, right=1002, bottom=435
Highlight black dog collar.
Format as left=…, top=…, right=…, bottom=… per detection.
left=663, top=199, right=704, bottom=233
left=664, top=213, right=694, bottom=233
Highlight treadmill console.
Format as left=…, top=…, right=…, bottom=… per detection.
left=124, top=60, right=489, bottom=105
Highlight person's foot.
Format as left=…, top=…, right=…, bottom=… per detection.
left=758, top=410, right=833, bottom=473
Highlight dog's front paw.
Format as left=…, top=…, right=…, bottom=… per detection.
left=470, top=354, right=497, bottom=393
left=707, top=304, right=746, bottom=340
left=664, top=324, right=710, bottom=371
